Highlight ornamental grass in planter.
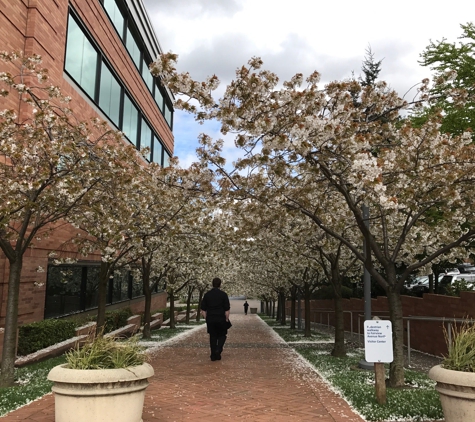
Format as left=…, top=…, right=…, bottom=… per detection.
left=429, top=320, right=475, bottom=422
left=48, top=334, right=154, bottom=422
left=65, top=334, right=147, bottom=369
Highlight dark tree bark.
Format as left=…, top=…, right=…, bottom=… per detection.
left=279, top=289, right=286, bottom=325
left=387, top=284, right=405, bottom=388
left=0, top=255, right=22, bottom=387
left=96, top=261, right=113, bottom=336
left=185, top=285, right=194, bottom=324
left=304, top=282, right=312, bottom=337
left=196, top=289, right=204, bottom=322
left=142, top=259, right=153, bottom=339
left=169, top=289, right=176, bottom=329
left=276, top=293, right=281, bottom=321
left=331, top=264, right=346, bottom=357
left=290, top=285, right=297, bottom=329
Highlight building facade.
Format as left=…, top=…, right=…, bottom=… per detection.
left=0, top=0, right=171, bottom=333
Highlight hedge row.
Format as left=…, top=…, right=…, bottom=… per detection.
left=18, top=319, right=77, bottom=356
left=103, top=308, right=133, bottom=333
left=17, top=308, right=134, bottom=356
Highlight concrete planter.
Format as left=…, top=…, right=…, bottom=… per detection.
left=428, top=364, right=475, bottom=422
left=48, top=362, right=154, bottom=422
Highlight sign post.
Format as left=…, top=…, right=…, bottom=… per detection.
left=364, top=319, right=393, bottom=404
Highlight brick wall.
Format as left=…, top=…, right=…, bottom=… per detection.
left=0, top=0, right=173, bottom=354
left=287, top=292, right=475, bottom=356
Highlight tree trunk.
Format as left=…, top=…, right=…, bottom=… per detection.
left=290, top=286, right=296, bottom=330
left=276, top=294, right=281, bottom=321
left=387, top=285, right=405, bottom=387
left=196, top=289, right=204, bottom=322
left=331, top=266, right=346, bottom=357
left=280, top=289, right=286, bottom=325
left=186, top=286, right=193, bottom=324
left=304, top=282, right=311, bottom=337
left=96, top=261, right=111, bottom=336
left=142, top=262, right=152, bottom=339
left=0, top=256, right=22, bottom=387
left=169, top=290, right=176, bottom=329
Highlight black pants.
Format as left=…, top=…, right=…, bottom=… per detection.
left=206, top=318, right=227, bottom=357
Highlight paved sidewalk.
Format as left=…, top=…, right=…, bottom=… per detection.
left=3, top=313, right=364, bottom=421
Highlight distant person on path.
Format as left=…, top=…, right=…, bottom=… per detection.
left=243, top=301, right=249, bottom=315
left=201, top=277, right=230, bottom=361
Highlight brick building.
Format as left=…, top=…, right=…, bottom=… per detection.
left=0, top=0, right=171, bottom=333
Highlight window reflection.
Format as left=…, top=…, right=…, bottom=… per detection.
left=126, top=27, right=141, bottom=68
left=164, top=103, right=172, bottom=128
left=142, top=59, right=154, bottom=93
left=141, top=118, right=152, bottom=161
left=65, top=15, right=98, bottom=99
left=103, top=0, right=124, bottom=36
left=154, top=84, right=164, bottom=111
left=122, top=94, right=139, bottom=146
left=99, top=63, right=121, bottom=127
left=163, top=151, right=170, bottom=168
left=153, top=135, right=163, bottom=165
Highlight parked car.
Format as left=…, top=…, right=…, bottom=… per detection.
left=410, top=274, right=445, bottom=295
left=438, top=273, right=475, bottom=294
left=456, top=263, right=475, bottom=274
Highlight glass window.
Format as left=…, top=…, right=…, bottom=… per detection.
left=163, top=151, right=170, bottom=168
left=112, top=269, right=130, bottom=303
left=153, top=135, right=163, bottom=165
left=131, top=275, right=143, bottom=298
left=99, top=63, right=121, bottom=127
left=122, top=94, right=139, bottom=146
left=142, top=59, right=154, bottom=93
left=103, top=0, right=124, bottom=37
left=65, top=15, right=98, bottom=99
left=85, top=266, right=100, bottom=310
left=164, top=102, right=173, bottom=127
left=154, top=83, right=163, bottom=111
left=140, top=118, right=152, bottom=161
left=126, top=27, right=141, bottom=69
left=44, top=266, right=82, bottom=318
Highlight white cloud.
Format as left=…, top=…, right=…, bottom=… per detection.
left=143, top=0, right=473, bottom=166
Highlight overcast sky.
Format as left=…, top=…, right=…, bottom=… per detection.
left=143, top=0, right=473, bottom=168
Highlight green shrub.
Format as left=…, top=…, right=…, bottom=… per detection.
left=154, top=308, right=170, bottom=321
left=103, top=308, right=133, bottom=333
left=18, top=319, right=77, bottom=356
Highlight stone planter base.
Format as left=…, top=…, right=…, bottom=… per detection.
left=48, top=362, right=154, bottom=422
left=429, top=364, right=475, bottom=422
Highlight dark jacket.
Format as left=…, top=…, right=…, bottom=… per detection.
left=201, top=288, right=230, bottom=321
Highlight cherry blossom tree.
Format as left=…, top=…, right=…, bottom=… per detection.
left=151, top=54, right=475, bottom=387
left=0, top=53, right=132, bottom=386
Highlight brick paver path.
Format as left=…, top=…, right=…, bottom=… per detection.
left=3, top=313, right=365, bottom=421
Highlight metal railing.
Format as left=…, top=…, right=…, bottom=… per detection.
left=290, top=308, right=470, bottom=366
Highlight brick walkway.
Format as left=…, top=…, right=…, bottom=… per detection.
left=2, top=312, right=364, bottom=421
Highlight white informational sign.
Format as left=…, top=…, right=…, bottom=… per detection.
left=364, top=320, right=394, bottom=363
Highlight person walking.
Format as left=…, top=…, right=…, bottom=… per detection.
left=243, top=300, right=249, bottom=315
left=201, top=277, right=231, bottom=361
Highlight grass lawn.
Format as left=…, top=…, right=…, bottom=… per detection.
left=260, top=314, right=443, bottom=422
left=0, top=355, right=66, bottom=417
